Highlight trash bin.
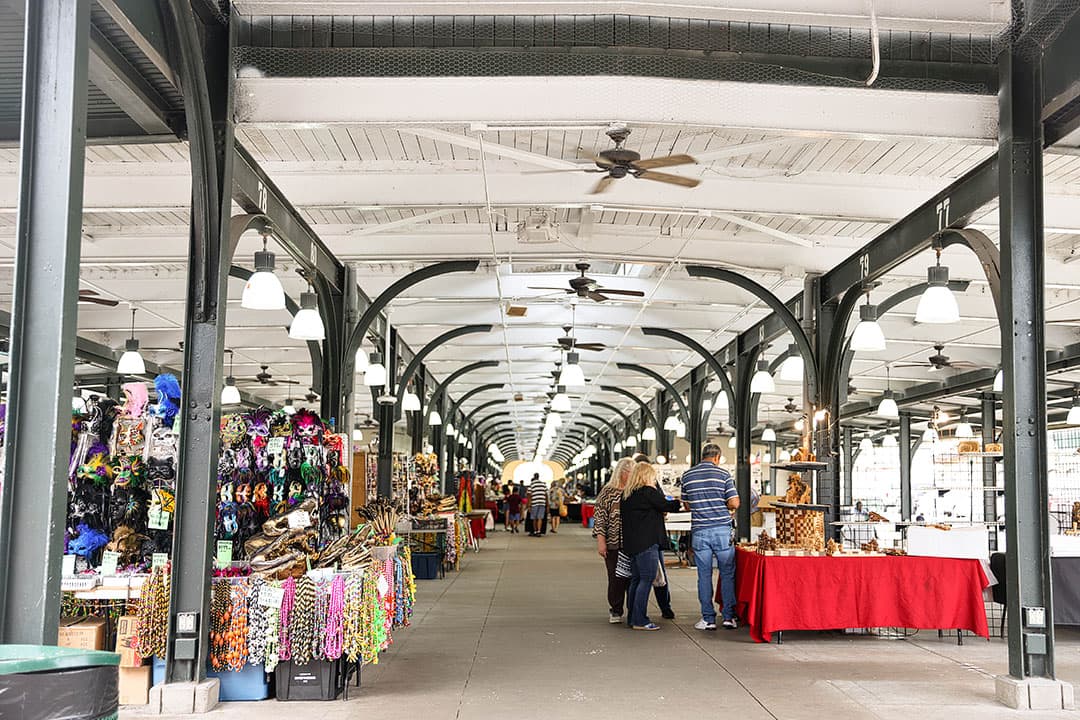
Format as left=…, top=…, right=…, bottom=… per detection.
left=0, top=644, right=120, bottom=720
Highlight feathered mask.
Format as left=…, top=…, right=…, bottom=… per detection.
left=121, top=382, right=149, bottom=418
left=76, top=443, right=113, bottom=486
left=291, top=409, right=323, bottom=442
left=152, top=374, right=182, bottom=430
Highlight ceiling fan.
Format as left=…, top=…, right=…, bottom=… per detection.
left=237, top=365, right=279, bottom=386
left=893, top=344, right=982, bottom=372
left=783, top=397, right=799, bottom=414
left=78, top=289, right=119, bottom=307
left=529, top=126, right=700, bottom=194
left=528, top=262, right=645, bottom=303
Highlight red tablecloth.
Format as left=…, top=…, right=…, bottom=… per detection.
left=728, top=548, right=990, bottom=643
left=469, top=517, right=486, bottom=540
left=581, top=504, right=595, bottom=527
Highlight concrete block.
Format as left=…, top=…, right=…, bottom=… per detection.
left=193, top=678, right=219, bottom=713
left=995, top=675, right=1073, bottom=710
left=159, top=682, right=195, bottom=715
left=147, top=683, right=164, bottom=714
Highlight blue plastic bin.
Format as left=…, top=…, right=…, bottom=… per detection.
left=411, top=552, right=441, bottom=580
left=152, top=657, right=269, bottom=701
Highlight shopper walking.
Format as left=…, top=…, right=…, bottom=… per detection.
left=681, top=443, right=740, bottom=630
left=548, top=480, right=566, bottom=534
left=506, top=484, right=523, bottom=533
left=527, top=474, right=548, bottom=536
left=621, top=462, right=681, bottom=631
left=592, top=457, right=635, bottom=623
left=629, top=454, right=676, bottom=620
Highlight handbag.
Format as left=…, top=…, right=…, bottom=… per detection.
left=559, top=503, right=568, bottom=518
left=652, top=558, right=667, bottom=588
left=615, top=551, right=632, bottom=579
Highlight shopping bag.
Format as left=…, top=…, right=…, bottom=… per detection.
left=615, top=551, right=632, bottom=578
left=652, top=558, right=667, bottom=588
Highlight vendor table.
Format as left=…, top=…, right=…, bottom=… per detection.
left=580, top=504, right=595, bottom=528
left=730, top=548, right=990, bottom=643
left=564, top=502, right=582, bottom=523
left=468, top=514, right=487, bottom=540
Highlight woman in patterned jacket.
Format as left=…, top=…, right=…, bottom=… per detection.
left=592, top=457, right=636, bottom=624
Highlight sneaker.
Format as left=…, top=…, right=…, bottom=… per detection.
left=608, top=613, right=623, bottom=624
left=632, top=623, right=661, bottom=631
left=722, top=618, right=738, bottom=630
left=694, top=619, right=717, bottom=631
left=661, top=609, right=676, bottom=620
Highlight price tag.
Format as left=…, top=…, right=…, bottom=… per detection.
left=151, top=553, right=169, bottom=570
left=267, top=437, right=285, bottom=455
left=215, top=540, right=233, bottom=568
left=288, top=510, right=311, bottom=530
left=100, top=550, right=120, bottom=576
left=376, top=575, right=390, bottom=598
left=259, top=585, right=285, bottom=609
left=148, top=506, right=170, bottom=530
left=62, top=554, right=76, bottom=577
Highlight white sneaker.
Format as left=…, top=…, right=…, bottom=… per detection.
left=694, top=619, right=717, bottom=631
left=609, top=613, right=623, bottom=624
left=722, top=618, right=738, bottom=630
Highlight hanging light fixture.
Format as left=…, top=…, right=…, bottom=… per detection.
left=915, top=249, right=960, bottom=324
left=551, top=385, right=572, bottom=413
left=402, top=387, right=421, bottom=412
left=881, top=433, right=898, bottom=448
left=116, top=308, right=146, bottom=375
left=241, top=234, right=286, bottom=310
left=778, top=449, right=792, bottom=462
left=625, top=433, right=638, bottom=447
left=850, top=298, right=886, bottom=352
left=614, top=441, right=623, bottom=453
left=794, top=416, right=805, bottom=432
left=1068, top=386, right=1080, bottom=426
left=352, top=428, right=364, bottom=442
left=283, top=398, right=296, bottom=414
left=288, top=287, right=326, bottom=340
left=702, top=396, right=712, bottom=413
left=656, top=455, right=667, bottom=465
left=994, top=368, right=1004, bottom=392
left=761, top=426, right=777, bottom=443
left=922, top=426, right=938, bottom=442
left=877, top=367, right=899, bottom=419
left=954, top=410, right=974, bottom=439
left=779, top=343, right=803, bottom=382
left=428, top=408, right=443, bottom=425
left=548, top=412, right=563, bottom=428
left=859, top=436, right=874, bottom=452
left=663, top=405, right=680, bottom=431
left=641, top=427, right=656, bottom=442
left=728, top=435, right=737, bottom=449
left=559, top=352, right=586, bottom=388
left=446, top=423, right=456, bottom=437
left=750, top=359, right=775, bottom=394
left=363, top=352, right=386, bottom=386
left=716, top=391, right=730, bottom=410
left=220, top=350, right=241, bottom=405
left=355, top=348, right=369, bottom=372
left=675, top=420, right=686, bottom=438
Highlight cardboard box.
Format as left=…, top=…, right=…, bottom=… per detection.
left=57, top=616, right=107, bottom=650
left=115, top=615, right=144, bottom=667
left=118, top=665, right=151, bottom=705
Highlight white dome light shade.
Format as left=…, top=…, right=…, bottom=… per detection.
left=642, top=427, right=656, bottom=441
left=716, top=391, right=730, bottom=410
left=656, top=455, right=667, bottom=465
left=548, top=413, right=563, bottom=427
left=446, top=423, right=456, bottom=437
left=363, top=353, right=387, bottom=386
left=702, top=396, right=712, bottom=413
left=288, top=291, right=326, bottom=341
left=750, top=360, right=775, bottom=394
left=352, top=428, right=364, bottom=442
left=794, top=417, right=805, bottom=431
left=1068, top=404, right=1080, bottom=426
left=877, top=390, right=899, bottom=419
left=675, top=421, right=686, bottom=438
left=663, top=412, right=680, bottom=431
left=551, top=387, right=572, bottom=413
left=402, top=390, right=422, bottom=412
left=221, top=378, right=241, bottom=405
left=994, top=369, right=1004, bottom=392
left=241, top=248, right=286, bottom=310
left=922, top=427, right=938, bottom=442
left=954, top=420, right=974, bottom=439
left=354, top=348, right=369, bottom=371
left=761, top=426, right=776, bottom=443
left=859, top=437, right=874, bottom=452
left=728, top=435, right=737, bottom=449
left=779, top=345, right=804, bottom=383
left=614, top=441, right=623, bottom=453
left=117, top=339, right=145, bottom=375
left=559, top=352, right=586, bottom=388
left=625, top=434, right=638, bottom=447
left=283, top=399, right=296, bottom=414
left=428, top=409, right=442, bottom=425
left=915, top=264, right=960, bottom=324
left=778, top=449, right=792, bottom=462
left=850, top=304, right=886, bottom=352
left=881, top=434, right=898, bottom=447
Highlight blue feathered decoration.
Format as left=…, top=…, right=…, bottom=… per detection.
left=67, top=523, right=109, bottom=558
left=152, top=374, right=182, bottom=430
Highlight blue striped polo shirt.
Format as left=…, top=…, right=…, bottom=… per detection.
left=681, top=461, right=738, bottom=529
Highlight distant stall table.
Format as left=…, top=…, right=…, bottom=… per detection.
left=580, top=504, right=595, bottom=528
left=564, top=503, right=583, bottom=524
left=730, top=548, right=990, bottom=643
left=467, top=510, right=492, bottom=541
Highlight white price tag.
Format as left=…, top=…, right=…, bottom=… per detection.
left=376, top=575, right=390, bottom=598
left=61, top=554, right=76, bottom=577
left=259, top=585, right=285, bottom=609
left=267, top=437, right=285, bottom=455
left=288, top=510, right=311, bottom=529
left=100, top=550, right=120, bottom=576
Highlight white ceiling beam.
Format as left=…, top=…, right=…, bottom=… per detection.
left=345, top=208, right=459, bottom=236
left=399, top=127, right=582, bottom=171
left=692, top=137, right=820, bottom=163
left=707, top=211, right=814, bottom=248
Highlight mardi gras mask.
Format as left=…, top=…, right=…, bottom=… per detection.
left=220, top=414, right=248, bottom=447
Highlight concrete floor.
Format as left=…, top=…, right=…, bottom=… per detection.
left=128, top=525, right=1080, bottom=719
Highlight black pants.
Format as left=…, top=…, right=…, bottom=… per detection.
left=603, top=547, right=672, bottom=617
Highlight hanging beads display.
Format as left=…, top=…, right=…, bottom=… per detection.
left=133, top=567, right=169, bottom=659
left=289, top=575, right=317, bottom=666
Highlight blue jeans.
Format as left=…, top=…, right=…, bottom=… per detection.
left=628, top=544, right=660, bottom=627
left=692, top=525, right=736, bottom=623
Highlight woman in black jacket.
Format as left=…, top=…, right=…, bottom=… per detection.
left=621, top=462, right=681, bottom=630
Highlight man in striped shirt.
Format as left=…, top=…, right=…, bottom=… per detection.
left=681, top=444, right=740, bottom=630
left=527, top=474, right=548, bottom=537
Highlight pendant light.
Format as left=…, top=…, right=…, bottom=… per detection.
left=702, top=396, right=712, bottom=413
left=761, top=426, right=777, bottom=443
left=641, top=427, right=656, bottom=441
left=288, top=287, right=325, bottom=340
left=352, top=428, right=364, bottom=442
left=446, top=423, right=456, bottom=437
left=794, top=416, right=805, bottom=431
left=656, top=455, right=667, bottom=465
left=1068, top=387, right=1080, bottom=426
left=728, top=435, right=737, bottom=449
left=915, top=249, right=960, bottom=324
left=221, top=350, right=241, bottom=405
left=954, top=410, right=974, bottom=439
left=363, top=352, right=386, bottom=386
left=882, top=433, right=898, bottom=448
left=850, top=299, right=886, bottom=352
left=613, top=441, right=623, bottom=453
left=663, top=407, right=680, bottom=431
left=625, top=433, right=638, bottom=447
left=716, top=391, right=730, bottom=410
left=402, top=387, right=421, bottom=412
left=428, top=408, right=442, bottom=425
left=922, top=426, right=938, bottom=442
left=551, top=385, right=572, bottom=413
left=283, top=398, right=296, bottom=414
left=241, top=234, right=286, bottom=310
left=548, top=412, right=563, bottom=428
left=559, top=352, right=586, bottom=388
left=116, top=308, right=146, bottom=375
left=779, top=343, right=803, bottom=382
left=859, top=436, right=874, bottom=452
left=675, top=420, right=687, bottom=438
left=877, top=368, right=899, bottom=419
left=993, top=368, right=1004, bottom=392
left=355, top=348, right=369, bottom=372
left=750, top=359, right=775, bottom=394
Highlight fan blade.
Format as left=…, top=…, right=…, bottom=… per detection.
left=948, top=361, right=983, bottom=368
left=574, top=343, right=607, bottom=351
left=1048, top=318, right=1080, bottom=323
left=891, top=363, right=929, bottom=368
left=632, top=153, right=696, bottom=170
left=587, top=291, right=609, bottom=303
left=588, top=176, right=615, bottom=195
left=636, top=170, right=700, bottom=188
left=593, top=287, right=645, bottom=297
left=528, top=286, right=574, bottom=292
left=78, top=296, right=120, bottom=306
left=520, top=167, right=605, bottom=175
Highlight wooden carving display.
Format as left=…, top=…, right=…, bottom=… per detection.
left=783, top=473, right=812, bottom=504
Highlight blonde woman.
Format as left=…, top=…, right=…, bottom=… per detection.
left=592, top=457, right=636, bottom=623
left=620, top=462, right=681, bottom=631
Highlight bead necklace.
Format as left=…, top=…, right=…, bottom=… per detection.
left=278, top=576, right=296, bottom=661
left=135, top=567, right=169, bottom=659
left=323, top=574, right=345, bottom=660
left=225, top=582, right=249, bottom=671
left=247, top=578, right=267, bottom=666
left=310, top=577, right=329, bottom=661
left=290, top=575, right=316, bottom=665
left=342, top=573, right=365, bottom=663
left=264, top=602, right=281, bottom=672
left=209, top=578, right=231, bottom=670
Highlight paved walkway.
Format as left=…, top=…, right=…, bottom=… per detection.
left=131, top=525, right=1080, bottom=719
